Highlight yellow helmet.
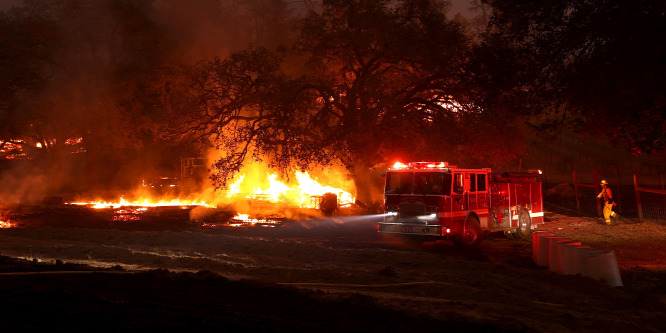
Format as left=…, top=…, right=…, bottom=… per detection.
left=600, top=180, right=608, bottom=185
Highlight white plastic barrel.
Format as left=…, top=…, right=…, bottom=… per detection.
left=548, top=237, right=571, bottom=272
left=536, top=234, right=556, bottom=267
left=559, top=241, right=582, bottom=275
left=532, top=231, right=553, bottom=265
left=572, top=246, right=603, bottom=277
left=587, top=250, right=623, bottom=287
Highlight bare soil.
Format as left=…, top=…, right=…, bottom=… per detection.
left=0, top=204, right=664, bottom=332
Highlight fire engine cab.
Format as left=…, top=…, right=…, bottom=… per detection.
left=379, top=162, right=544, bottom=247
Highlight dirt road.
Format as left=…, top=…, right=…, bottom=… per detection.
left=0, top=206, right=665, bottom=332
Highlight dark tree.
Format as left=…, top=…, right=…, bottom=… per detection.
left=0, top=0, right=181, bottom=193
left=181, top=0, right=476, bottom=202
left=0, top=7, right=58, bottom=159
left=481, top=0, right=666, bottom=155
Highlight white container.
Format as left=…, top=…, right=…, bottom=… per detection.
left=532, top=231, right=553, bottom=265
left=536, top=234, right=556, bottom=267
left=548, top=237, right=571, bottom=272
left=559, top=241, right=582, bottom=275
left=572, top=246, right=603, bottom=277
left=587, top=250, right=623, bottom=287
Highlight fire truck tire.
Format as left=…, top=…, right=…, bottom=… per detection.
left=515, top=208, right=532, bottom=240
left=453, top=216, right=482, bottom=248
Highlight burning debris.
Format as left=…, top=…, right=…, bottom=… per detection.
left=112, top=207, right=148, bottom=222
left=0, top=210, right=15, bottom=228
left=67, top=198, right=213, bottom=209
left=0, top=137, right=85, bottom=160
left=222, top=162, right=356, bottom=220
left=65, top=159, right=356, bottom=227
left=227, top=213, right=283, bottom=227
left=0, top=155, right=358, bottom=229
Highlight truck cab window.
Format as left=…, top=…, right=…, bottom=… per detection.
left=414, top=173, right=452, bottom=195
left=477, top=173, right=487, bottom=192
left=470, top=173, right=476, bottom=192
left=385, top=172, right=414, bottom=194
left=454, top=173, right=464, bottom=194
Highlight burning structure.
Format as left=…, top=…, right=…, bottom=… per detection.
left=62, top=158, right=356, bottom=227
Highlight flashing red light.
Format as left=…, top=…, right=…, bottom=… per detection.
left=391, top=162, right=451, bottom=170
left=393, top=162, right=408, bottom=169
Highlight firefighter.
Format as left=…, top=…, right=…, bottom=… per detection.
left=597, top=180, right=618, bottom=225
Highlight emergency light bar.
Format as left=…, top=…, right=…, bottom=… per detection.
left=391, top=162, right=456, bottom=170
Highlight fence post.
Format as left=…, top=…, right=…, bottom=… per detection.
left=593, top=170, right=601, bottom=216
left=659, top=173, right=666, bottom=213
left=634, top=174, right=643, bottom=222
left=614, top=167, right=621, bottom=212
left=574, top=170, right=580, bottom=211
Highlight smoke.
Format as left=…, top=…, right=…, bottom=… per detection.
left=0, top=1, right=328, bottom=205
left=0, top=162, right=51, bottom=204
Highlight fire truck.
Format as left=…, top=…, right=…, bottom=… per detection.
left=379, top=162, right=544, bottom=247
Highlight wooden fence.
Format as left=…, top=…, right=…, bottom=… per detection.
left=573, top=168, right=666, bottom=222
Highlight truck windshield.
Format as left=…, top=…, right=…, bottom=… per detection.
left=385, top=172, right=451, bottom=196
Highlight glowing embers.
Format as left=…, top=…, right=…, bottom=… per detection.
left=68, top=197, right=213, bottom=209
left=112, top=207, right=148, bottom=222
left=66, top=199, right=205, bottom=223
left=228, top=213, right=283, bottom=228
left=1, top=137, right=85, bottom=160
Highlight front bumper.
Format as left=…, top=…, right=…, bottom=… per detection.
left=378, top=222, right=443, bottom=236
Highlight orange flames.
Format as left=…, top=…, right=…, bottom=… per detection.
left=68, top=197, right=213, bottom=209
left=65, top=161, right=356, bottom=225
left=0, top=211, right=12, bottom=228
left=225, top=170, right=354, bottom=209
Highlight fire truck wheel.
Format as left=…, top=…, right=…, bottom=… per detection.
left=453, top=216, right=482, bottom=248
left=515, top=208, right=532, bottom=240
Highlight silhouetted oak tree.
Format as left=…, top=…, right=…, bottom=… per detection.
left=183, top=0, right=475, bottom=202
left=0, top=7, right=58, bottom=159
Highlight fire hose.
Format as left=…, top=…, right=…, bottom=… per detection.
left=278, top=281, right=458, bottom=288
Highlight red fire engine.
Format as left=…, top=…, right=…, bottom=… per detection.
left=379, top=162, right=544, bottom=247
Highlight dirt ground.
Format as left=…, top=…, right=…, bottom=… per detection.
left=0, top=204, right=665, bottom=332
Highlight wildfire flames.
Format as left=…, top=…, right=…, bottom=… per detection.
left=225, top=170, right=354, bottom=209
left=68, top=198, right=213, bottom=209
left=64, top=162, right=356, bottom=226
left=0, top=211, right=12, bottom=228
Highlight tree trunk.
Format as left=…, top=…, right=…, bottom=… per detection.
left=350, top=161, right=383, bottom=207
